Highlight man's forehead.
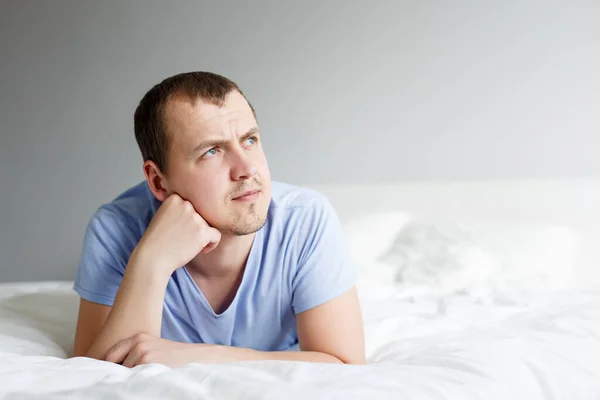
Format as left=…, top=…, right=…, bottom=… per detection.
left=163, top=92, right=255, bottom=144
left=165, top=92, right=251, bottom=125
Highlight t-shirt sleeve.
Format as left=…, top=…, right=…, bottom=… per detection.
left=73, top=207, right=136, bottom=306
left=291, top=194, right=358, bottom=314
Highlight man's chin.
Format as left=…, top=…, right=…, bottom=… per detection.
left=229, top=226, right=263, bottom=236
left=218, top=215, right=267, bottom=236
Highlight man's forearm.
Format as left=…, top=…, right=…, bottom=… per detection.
left=206, top=345, right=346, bottom=364
left=86, top=252, right=170, bottom=360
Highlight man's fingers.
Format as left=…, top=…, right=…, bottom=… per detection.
left=201, top=227, right=221, bottom=254
left=200, top=240, right=218, bottom=254
left=105, top=337, right=135, bottom=364
left=122, top=340, right=152, bottom=368
left=122, top=348, right=141, bottom=368
left=210, top=227, right=222, bottom=244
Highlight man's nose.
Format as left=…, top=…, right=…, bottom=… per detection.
left=230, top=149, right=257, bottom=181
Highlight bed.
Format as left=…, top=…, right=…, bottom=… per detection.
left=1, top=180, right=600, bottom=399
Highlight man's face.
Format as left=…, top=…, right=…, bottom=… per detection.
left=161, top=90, right=271, bottom=235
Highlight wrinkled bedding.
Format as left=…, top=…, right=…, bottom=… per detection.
left=1, top=280, right=599, bottom=399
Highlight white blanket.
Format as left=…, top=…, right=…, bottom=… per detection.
left=1, top=281, right=600, bottom=399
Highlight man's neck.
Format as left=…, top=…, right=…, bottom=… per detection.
left=186, top=232, right=256, bottom=279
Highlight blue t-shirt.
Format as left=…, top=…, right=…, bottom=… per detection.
left=73, top=181, right=356, bottom=351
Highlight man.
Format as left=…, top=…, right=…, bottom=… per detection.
left=71, top=71, right=366, bottom=367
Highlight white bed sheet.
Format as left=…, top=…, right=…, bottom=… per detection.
left=1, top=280, right=600, bottom=399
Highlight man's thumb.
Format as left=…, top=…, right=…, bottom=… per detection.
left=200, top=228, right=221, bottom=254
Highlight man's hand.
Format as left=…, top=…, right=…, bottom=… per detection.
left=105, top=333, right=225, bottom=368
left=134, top=193, right=222, bottom=275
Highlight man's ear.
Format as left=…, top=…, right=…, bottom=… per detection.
left=143, top=160, right=169, bottom=202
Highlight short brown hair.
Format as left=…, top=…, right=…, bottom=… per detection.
left=133, top=71, right=255, bottom=173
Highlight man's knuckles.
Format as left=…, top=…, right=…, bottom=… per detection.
left=163, top=194, right=183, bottom=206
left=132, top=341, right=149, bottom=356
left=139, top=354, right=154, bottom=365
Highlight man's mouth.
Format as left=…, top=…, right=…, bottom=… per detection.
left=232, top=189, right=261, bottom=201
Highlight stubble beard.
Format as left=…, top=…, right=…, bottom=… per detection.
left=220, top=202, right=268, bottom=236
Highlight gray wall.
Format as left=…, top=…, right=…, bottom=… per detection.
left=1, top=1, right=599, bottom=282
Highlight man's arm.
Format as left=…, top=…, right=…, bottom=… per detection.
left=83, top=253, right=170, bottom=360
left=72, top=243, right=169, bottom=360
left=213, top=286, right=365, bottom=364
left=74, top=194, right=221, bottom=361
left=72, top=249, right=171, bottom=360
left=83, top=266, right=365, bottom=366
left=72, top=299, right=111, bottom=357
left=296, top=286, right=365, bottom=363
left=104, top=287, right=365, bottom=367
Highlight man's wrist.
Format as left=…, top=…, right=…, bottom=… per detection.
left=216, top=345, right=261, bottom=361
left=128, top=246, right=175, bottom=280
left=193, top=343, right=256, bottom=362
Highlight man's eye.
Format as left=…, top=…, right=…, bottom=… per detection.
left=245, top=136, right=257, bottom=145
left=204, top=147, right=217, bottom=157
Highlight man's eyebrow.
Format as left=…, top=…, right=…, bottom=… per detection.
left=190, top=127, right=260, bottom=156
left=190, top=138, right=228, bottom=156
left=240, top=127, right=260, bottom=140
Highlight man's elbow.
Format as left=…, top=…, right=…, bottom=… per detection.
left=339, top=354, right=367, bottom=365
left=70, top=340, right=91, bottom=359
left=318, top=350, right=366, bottom=365
left=70, top=338, right=105, bottom=361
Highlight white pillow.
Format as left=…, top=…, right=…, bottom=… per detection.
left=341, top=212, right=411, bottom=264
left=0, top=285, right=78, bottom=357
left=378, top=219, right=499, bottom=296
left=378, top=218, right=584, bottom=295
left=462, top=221, right=583, bottom=291
left=341, top=212, right=412, bottom=299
